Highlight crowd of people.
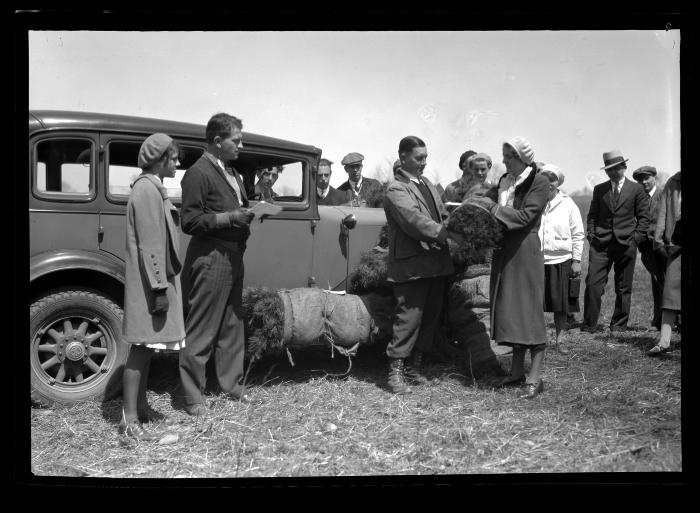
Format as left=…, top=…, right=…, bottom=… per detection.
left=120, top=112, right=681, bottom=440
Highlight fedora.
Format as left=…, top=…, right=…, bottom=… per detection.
left=601, top=149, right=629, bottom=170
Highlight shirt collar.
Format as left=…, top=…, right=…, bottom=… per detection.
left=204, top=151, right=227, bottom=172
left=317, top=187, right=329, bottom=198
left=349, top=177, right=363, bottom=189
left=648, top=185, right=657, bottom=197
left=397, top=168, right=422, bottom=184
left=610, top=176, right=625, bottom=189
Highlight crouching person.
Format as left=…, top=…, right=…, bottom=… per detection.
left=383, top=136, right=464, bottom=394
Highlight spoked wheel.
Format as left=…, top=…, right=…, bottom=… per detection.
left=30, top=289, right=128, bottom=407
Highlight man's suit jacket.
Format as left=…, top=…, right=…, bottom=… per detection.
left=317, top=185, right=350, bottom=206
left=383, top=171, right=454, bottom=283
left=180, top=153, right=250, bottom=243
left=587, top=178, right=650, bottom=249
left=338, top=177, right=382, bottom=203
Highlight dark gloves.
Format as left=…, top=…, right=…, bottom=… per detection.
left=151, top=289, right=169, bottom=314
left=228, top=208, right=254, bottom=227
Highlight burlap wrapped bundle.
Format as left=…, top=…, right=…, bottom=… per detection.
left=244, top=287, right=390, bottom=359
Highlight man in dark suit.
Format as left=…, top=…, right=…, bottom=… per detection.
left=179, top=113, right=255, bottom=416
left=316, top=158, right=350, bottom=206
left=582, top=150, right=650, bottom=332
left=633, top=165, right=665, bottom=329
left=337, top=152, right=382, bottom=207
left=383, top=136, right=464, bottom=394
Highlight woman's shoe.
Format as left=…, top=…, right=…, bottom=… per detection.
left=518, top=380, right=544, bottom=399
left=647, top=344, right=671, bottom=356
left=137, top=405, right=175, bottom=425
left=119, top=418, right=160, bottom=441
left=498, top=375, right=526, bottom=388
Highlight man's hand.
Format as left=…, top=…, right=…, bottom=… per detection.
left=571, top=260, right=582, bottom=277
left=151, top=289, right=169, bottom=314
left=228, top=208, right=254, bottom=227
left=447, top=229, right=466, bottom=246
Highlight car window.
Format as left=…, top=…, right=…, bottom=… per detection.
left=237, top=158, right=306, bottom=203
left=107, top=140, right=202, bottom=201
left=35, top=139, right=93, bottom=197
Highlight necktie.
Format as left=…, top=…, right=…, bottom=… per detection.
left=612, top=182, right=619, bottom=206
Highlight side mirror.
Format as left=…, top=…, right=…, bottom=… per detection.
left=341, top=214, right=357, bottom=230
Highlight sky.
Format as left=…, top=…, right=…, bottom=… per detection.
left=28, top=30, right=681, bottom=193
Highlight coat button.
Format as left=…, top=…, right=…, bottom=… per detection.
left=151, top=254, right=155, bottom=258
left=155, top=270, right=160, bottom=274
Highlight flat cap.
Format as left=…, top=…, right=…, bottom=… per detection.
left=632, top=166, right=658, bottom=179
left=341, top=152, right=364, bottom=166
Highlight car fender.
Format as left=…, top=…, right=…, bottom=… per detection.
left=30, top=249, right=125, bottom=284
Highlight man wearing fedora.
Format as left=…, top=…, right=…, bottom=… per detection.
left=633, top=165, right=665, bottom=329
left=337, top=152, right=382, bottom=207
left=582, top=150, right=650, bottom=333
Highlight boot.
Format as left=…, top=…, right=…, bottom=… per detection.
left=404, top=351, right=429, bottom=385
left=387, top=358, right=412, bottom=394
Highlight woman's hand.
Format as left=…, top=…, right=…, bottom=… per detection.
left=571, top=260, right=582, bottom=277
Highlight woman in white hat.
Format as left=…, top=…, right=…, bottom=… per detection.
left=466, top=136, right=550, bottom=399
left=121, top=133, right=186, bottom=440
left=538, top=166, right=584, bottom=354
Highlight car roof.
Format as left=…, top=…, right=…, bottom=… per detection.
left=29, top=110, right=322, bottom=156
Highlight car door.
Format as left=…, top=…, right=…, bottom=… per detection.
left=29, top=133, right=100, bottom=256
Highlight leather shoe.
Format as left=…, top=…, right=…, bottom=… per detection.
left=120, top=418, right=160, bottom=441
left=518, top=380, right=544, bottom=399
left=498, top=375, right=526, bottom=388
left=580, top=324, right=598, bottom=333
left=609, top=325, right=627, bottom=333
left=184, top=403, right=208, bottom=417
left=137, top=405, right=175, bottom=425
left=647, top=344, right=671, bottom=356
left=229, top=393, right=253, bottom=403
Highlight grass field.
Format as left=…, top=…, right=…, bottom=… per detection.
left=29, top=199, right=682, bottom=479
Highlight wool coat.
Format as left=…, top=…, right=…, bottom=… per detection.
left=123, top=173, right=185, bottom=344
left=338, top=176, right=382, bottom=204
left=488, top=168, right=549, bottom=346
left=383, top=170, right=454, bottom=283
left=317, top=185, right=351, bottom=206
left=654, top=171, right=681, bottom=310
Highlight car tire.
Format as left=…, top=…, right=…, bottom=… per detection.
left=30, top=288, right=128, bottom=407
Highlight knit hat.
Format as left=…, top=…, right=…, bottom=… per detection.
left=470, top=152, right=493, bottom=168
left=505, top=136, right=535, bottom=165
left=138, top=133, right=173, bottom=169
left=541, top=163, right=564, bottom=186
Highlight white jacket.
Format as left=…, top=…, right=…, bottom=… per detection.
left=538, top=191, right=584, bottom=264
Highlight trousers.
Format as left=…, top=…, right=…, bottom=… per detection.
left=583, top=240, right=637, bottom=329
left=386, top=276, right=446, bottom=359
left=179, top=237, right=246, bottom=406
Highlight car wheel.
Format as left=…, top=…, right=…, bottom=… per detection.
left=30, top=288, right=128, bottom=407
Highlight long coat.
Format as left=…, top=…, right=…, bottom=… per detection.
left=123, top=174, right=185, bottom=344
left=654, top=171, right=681, bottom=310
left=489, top=168, right=549, bottom=345
left=383, top=170, right=454, bottom=283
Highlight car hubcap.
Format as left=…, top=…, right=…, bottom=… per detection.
left=32, top=316, right=111, bottom=386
